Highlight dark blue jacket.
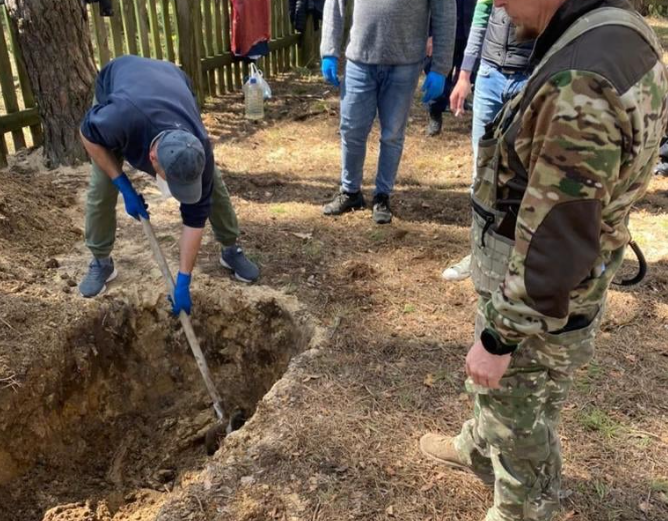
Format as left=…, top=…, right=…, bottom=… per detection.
left=81, top=56, right=214, bottom=228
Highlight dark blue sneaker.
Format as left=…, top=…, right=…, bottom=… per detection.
left=79, top=257, right=117, bottom=297
left=220, top=246, right=259, bottom=283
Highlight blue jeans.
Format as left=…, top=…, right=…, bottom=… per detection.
left=471, top=59, right=529, bottom=181
left=339, top=60, right=422, bottom=196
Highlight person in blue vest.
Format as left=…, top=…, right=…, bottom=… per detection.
left=78, top=55, right=259, bottom=314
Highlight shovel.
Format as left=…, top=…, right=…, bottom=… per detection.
left=140, top=216, right=229, bottom=455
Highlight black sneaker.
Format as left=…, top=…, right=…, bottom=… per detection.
left=323, top=190, right=365, bottom=216
left=427, top=110, right=443, bottom=137
left=372, top=194, right=392, bottom=224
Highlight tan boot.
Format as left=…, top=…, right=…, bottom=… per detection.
left=419, top=433, right=494, bottom=486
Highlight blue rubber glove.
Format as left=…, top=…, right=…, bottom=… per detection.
left=421, top=71, right=446, bottom=103
left=321, top=56, right=340, bottom=87
left=171, top=272, right=192, bottom=316
left=112, top=173, right=149, bottom=221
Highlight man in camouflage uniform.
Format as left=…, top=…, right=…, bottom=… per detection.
left=419, top=0, right=668, bottom=520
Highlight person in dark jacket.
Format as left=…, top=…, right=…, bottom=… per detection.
left=78, top=56, right=259, bottom=312
left=424, top=0, right=477, bottom=136
left=289, top=0, right=325, bottom=32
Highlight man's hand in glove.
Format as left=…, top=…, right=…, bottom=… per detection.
left=112, top=173, right=149, bottom=221
left=421, top=71, right=446, bottom=103
left=170, top=272, right=192, bottom=316
left=321, top=56, right=340, bottom=87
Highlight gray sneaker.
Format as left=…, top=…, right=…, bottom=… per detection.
left=442, top=254, right=471, bottom=281
left=79, top=257, right=118, bottom=298
left=220, top=246, right=260, bottom=283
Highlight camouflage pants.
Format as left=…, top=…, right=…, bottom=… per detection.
left=454, top=298, right=603, bottom=521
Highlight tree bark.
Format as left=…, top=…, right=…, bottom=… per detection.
left=5, top=0, right=97, bottom=167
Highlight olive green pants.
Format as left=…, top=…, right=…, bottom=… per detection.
left=84, top=159, right=240, bottom=258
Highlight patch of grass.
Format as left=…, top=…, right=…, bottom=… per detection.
left=594, top=479, right=609, bottom=500
left=650, top=478, right=668, bottom=493
left=403, top=304, right=416, bottom=314
left=302, top=240, right=324, bottom=259
left=632, top=435, right=653, bottom=450
left=578, top=408, right=624, bottom=439
left=311, top=100, right=329, bottom=112
left=587, top=360, right=602, bottom=379
left=246, top=251, right=264, bottom=265
left=606, top=510, right=623, bottom=521
left=369, top=230, right=386, bottom=242
left=575, top=360, right=604, bottom=393
left=281, top=282, right=298, bottom=294
left=270, top=205, right=288, bottom=215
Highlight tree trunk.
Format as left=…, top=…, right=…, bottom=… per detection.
left=5, top=0, right=97, bottom=167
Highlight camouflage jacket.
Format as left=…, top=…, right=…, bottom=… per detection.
left=481, top=0, right=668, bottom=344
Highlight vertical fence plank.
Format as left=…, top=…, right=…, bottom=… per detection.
left=242, top=61, right=249, bottom=83
left=213, top=0, right=225, bottom=94
left=135, top=0, right=152, bottom=57
left=272, top=0, right=280, bottom=74
left=299, top=14, right=315, bottom=67
left=91, top=4, right=112, bottom=66
left=203, top=0, right=213, bottom=57
left=148, top=0, right=163, bottom=59
left=121, top=0, right=139, bottom=55
left=283, top=0, right=292, bottom=69
left=202, top=0, right=217, bottom=95
left=175, top=0, right=205, bottom=104
left=4, top=8, right=42, bottom=147
left=221, top=0, right=235, bottom=90
left=197, top=2, right=211, bottom=98
left=0, top=138, right=7, bottom=168
left=108, top=3, right=126, bottom=57
left=0, top=13, right=26, bottom=151
left=161, top=0, right=176, bottom=62
left=223, top=0, right=242, bottom=89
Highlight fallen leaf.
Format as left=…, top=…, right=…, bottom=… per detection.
left=385, top=505, right=394, bottom=516
left=639, top=501, right=651, bottom=513
left=424, top=374, right=435, bottom=387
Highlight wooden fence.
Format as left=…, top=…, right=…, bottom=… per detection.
left=0, top=0, right=317, bottom=167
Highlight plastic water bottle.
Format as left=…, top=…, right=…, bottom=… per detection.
left=244, top=78, right=264, bottom=121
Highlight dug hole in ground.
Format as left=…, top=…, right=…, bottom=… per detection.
left=1, top=67, right=668, bottom=521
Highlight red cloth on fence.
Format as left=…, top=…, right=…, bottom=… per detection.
left=231, top=0, right=271, bottom=57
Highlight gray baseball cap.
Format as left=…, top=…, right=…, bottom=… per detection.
left=155, top=129, right=205, bottom=204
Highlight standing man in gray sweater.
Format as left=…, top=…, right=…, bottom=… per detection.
left=320, top=0, right=457, bottom=224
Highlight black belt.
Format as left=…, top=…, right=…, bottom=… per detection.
left=499, top=67, right=527, bottom=76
